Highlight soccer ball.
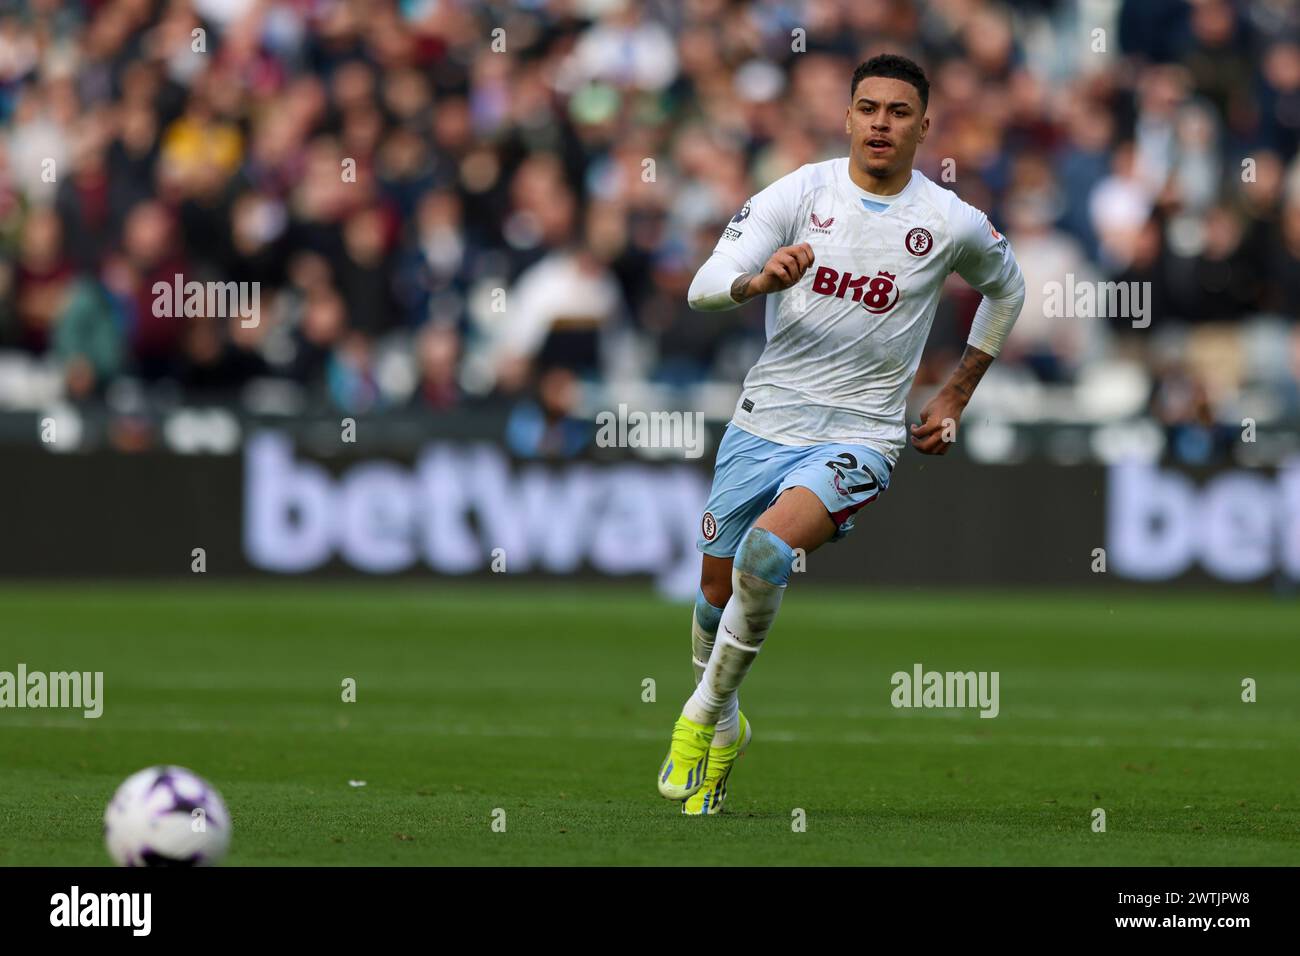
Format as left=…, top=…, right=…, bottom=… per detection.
left=103, top=765, right=231, bottom=866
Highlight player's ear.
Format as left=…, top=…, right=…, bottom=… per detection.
left=918, top=115, right=930, bottom=143
left=844, top=108, right=851, bottom=136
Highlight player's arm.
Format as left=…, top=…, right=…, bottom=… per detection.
left=687, top=244, right=815, bottom=310
left=910, top=209, right=1025, bottom=456
left=909, top=344, right=995, bottom=455
left=687, top=172, right=810, bottom=311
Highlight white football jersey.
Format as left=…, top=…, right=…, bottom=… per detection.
left=711, top=157, right=1023, bottom=465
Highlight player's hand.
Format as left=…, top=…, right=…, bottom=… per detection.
left=910, top=389, right=965, bottom=455
left=752, top=243, right=815, bottom=295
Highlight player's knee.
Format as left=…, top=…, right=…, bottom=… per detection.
left=699, top=558, right=732, bottom=608
left=734, top=527, right=795, bottom=589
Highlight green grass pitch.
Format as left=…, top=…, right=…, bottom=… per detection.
left=1, top=583, right=1296, bottom=866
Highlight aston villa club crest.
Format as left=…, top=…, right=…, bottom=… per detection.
left=810, top=212, right=835, bottom=234
left=905, top=226, right=933, bottom=256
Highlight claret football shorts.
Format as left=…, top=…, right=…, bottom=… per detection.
left=696, top=422, right=893, bottom=558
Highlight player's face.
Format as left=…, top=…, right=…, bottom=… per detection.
left=845, top=77, right=929, bottom=180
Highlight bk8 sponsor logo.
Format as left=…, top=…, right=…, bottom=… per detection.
left=810, top=266, right=901, bottom=314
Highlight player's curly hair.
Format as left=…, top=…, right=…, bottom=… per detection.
left=851, top=54, right=930, bottom=113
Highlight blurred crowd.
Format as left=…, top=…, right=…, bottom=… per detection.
left=2, top=0, right=1300, bottom=460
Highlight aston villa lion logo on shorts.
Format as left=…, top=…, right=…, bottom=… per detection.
left=905, top=226, right=933, bottom=256
left=701, top=511, right=718, bottom=541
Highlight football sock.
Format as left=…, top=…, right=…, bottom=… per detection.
left=683, top=528, right=793, bottom=732
left=691, top=589, right=724, bottom=687
left=691, top=589, right=742, bottom=747
left=714, top=693, right=741, bottom=748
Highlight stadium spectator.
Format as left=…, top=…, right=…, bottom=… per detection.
left=0, top=0, right=1294, bottom=452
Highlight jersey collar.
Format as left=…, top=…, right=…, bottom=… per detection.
left=842, top=159, right=916, bottom=215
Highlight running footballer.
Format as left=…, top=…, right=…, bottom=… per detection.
left=660, top=54, right=1026, bottom=814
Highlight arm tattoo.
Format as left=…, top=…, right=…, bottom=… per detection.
left=730, top=273, right=756, bottom=304
left=945, top=345, right=994, bottom=403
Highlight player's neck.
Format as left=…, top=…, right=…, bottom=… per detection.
left=848, top=159, right=911, bottom=197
